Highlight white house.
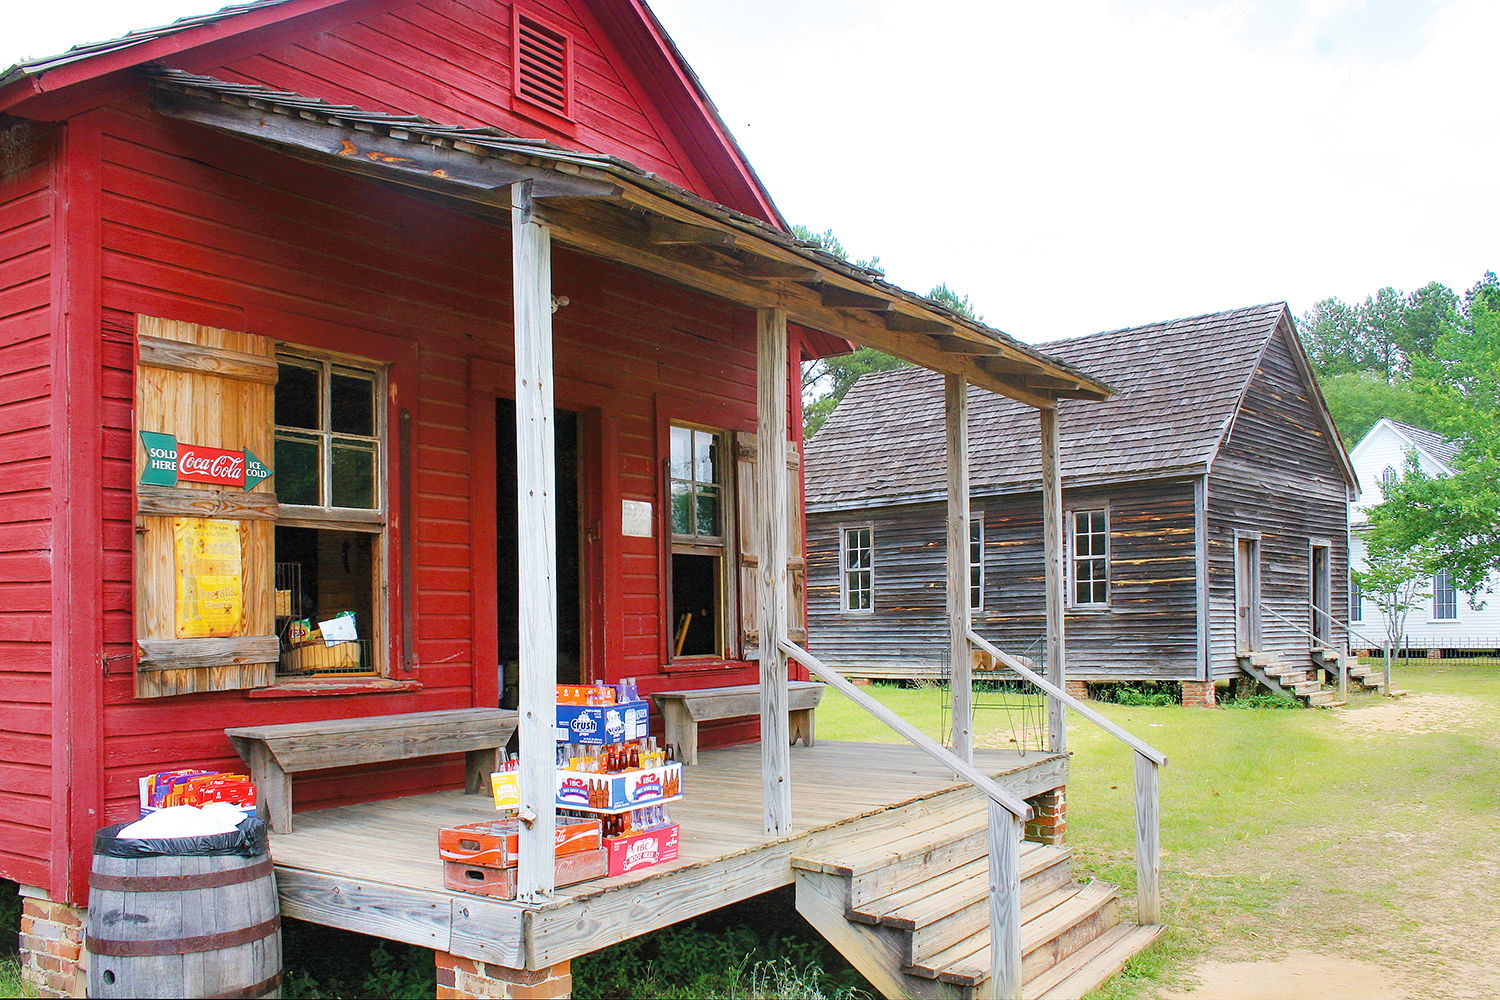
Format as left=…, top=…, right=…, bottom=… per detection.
left=1348, top=418, right=1500, bottom=649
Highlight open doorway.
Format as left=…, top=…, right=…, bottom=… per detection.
left=496, top=400, right=585, bottom=706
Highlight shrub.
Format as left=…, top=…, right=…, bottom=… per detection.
left=1221, top=691, right=1301, bottom=710
left=1091, top=682, right=1179, bottom=707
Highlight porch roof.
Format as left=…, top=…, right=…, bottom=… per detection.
left=145, top=68, right=1114, bottom=410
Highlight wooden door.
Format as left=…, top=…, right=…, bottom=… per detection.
left=1310, top=545, right=1331, bottom=645
left=1235, top=537, right=1260, bottom=653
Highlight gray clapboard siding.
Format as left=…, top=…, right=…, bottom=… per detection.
left=1206, top=324, right=1351, bottom=678
left=808, top=478, right=1201, bottom=680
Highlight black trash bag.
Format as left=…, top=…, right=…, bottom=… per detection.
left=94, top=815, right=269, bottom=859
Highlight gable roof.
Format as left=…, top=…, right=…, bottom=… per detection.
left=1381, top=419, right=1462, bottom=471
left=807, top=302, right=1353, bottom=511
left=0, top=0, right=784, bottom=224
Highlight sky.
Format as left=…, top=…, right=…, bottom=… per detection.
left=4, top=0, right=1497, bottom=342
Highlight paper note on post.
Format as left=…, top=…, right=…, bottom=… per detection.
left=318, top=613, right=358, bottom=644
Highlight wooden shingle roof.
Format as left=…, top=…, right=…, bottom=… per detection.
left=806, top=302, right=1294, bottom=510
left=1385, top=419, right=1462, bottom=470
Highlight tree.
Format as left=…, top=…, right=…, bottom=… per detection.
left=1354, top=522, right=1433, bottom=654
left=1318, top=370, right=1450, bottom=446
left=1365, top=283, right=1500, bottom=596
left=1299, top=281, right=1461, bottom=381
left=794, top=225, right=983, bottom=437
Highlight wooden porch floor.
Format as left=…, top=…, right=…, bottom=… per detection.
left=271, top=740, right=1067, bottom=970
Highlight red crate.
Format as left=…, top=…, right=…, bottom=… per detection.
left=604, top=824, right=680, bottom=877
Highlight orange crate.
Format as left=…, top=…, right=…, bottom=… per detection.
left=442, top=848, right=607, bottom=899
left=438, top=817, right=602, bottom=869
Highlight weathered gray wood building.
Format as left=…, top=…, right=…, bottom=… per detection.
left=805, top=303, right=1359, bottom=705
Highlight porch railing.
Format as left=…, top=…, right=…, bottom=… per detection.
left=781, top=640, right=1031, bottom=1000
left=966, top=630, right=1166, bottom=929
left=1310, top=603, right=1395, bottom=694
left=1259, top=603, right=1395, bottom=697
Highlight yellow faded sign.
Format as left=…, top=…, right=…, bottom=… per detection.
left=173, top=517, right=244, bottom=638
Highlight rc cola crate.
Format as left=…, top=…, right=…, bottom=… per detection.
left=555, top=700, right=650, bottom=746
left=555, top=763, right=682, bottom=812
left=605, top=823, right=680, bottom=877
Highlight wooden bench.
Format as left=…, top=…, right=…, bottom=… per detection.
left=226, top=708, right=518, bottom=833
left=652, top=681, right=824, bottom=765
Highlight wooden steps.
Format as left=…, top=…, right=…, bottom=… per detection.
left=793, top=797, right=1159, bottom=1000
left=1311, top=647, right=1405, bottom=696
left=1239, top=651, right=1346, bottom=707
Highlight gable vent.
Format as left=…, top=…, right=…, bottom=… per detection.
left=515, top=14, right=572, bottom=117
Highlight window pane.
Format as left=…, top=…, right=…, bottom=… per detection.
left=670, top=481, right=693, bottom=535
left=275, top=432, right=321, bottom=505
left=670, top=426, right=693, bottom=480
left=331, top=371, right=375, bottom=437
left=671, top=552, right=721, bottom=657
left=695, top=487, right=719, bottom=536
left=695, top=431, right=718, bottom=484
left=276, top=526, right=375, bottom=676
left=276, top=363, right=320, bottom=429
left=331, top=441, right=377, bottom=509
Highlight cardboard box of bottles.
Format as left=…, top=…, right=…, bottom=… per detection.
left=443, top=848, right=607, bottom=899
left=605, top=823, right=680, bottom=877
left=556, top=763, right=682, bottom=812
left=438, top=816, right=603, bottom=869
left=555, top=700, right=650, bottom=746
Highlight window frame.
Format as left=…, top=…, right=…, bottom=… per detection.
left=1432, top=569, right=1458, bottom=621
left=273, top=346, right=391, bottom=678
left=840, top=524, right=875, bottom=615
left=969, top=514, right=984, bottom=613
left=1067, top=506, right=1111, bottom=610
left=664, top=421, right=732, bottom=662
left=1350, top=573, right=1364, bottom=622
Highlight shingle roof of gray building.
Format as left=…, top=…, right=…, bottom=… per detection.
left=806, top=302, right=1293, bottom=510
left=1387, top=419, right=1462, bottom=469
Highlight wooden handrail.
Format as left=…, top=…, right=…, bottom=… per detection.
left=781, top=640, right=1032, bottom=821
left=967, top=630, right=1167, bottom=767
left=781, top=639, right=1029, bottom=999
left=966, top=629, right=1164, bottom=926
left=1307, top=602, right=1389, bottom=652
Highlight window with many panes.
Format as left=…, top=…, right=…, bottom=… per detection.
left=1432, top=569, right=1458, bottom=620
left=969, top=515, right=984, bottom=612
left=273, top=352, right=385, bottom=676
left=1069, top=509, right=1109, bottom=607
left=841, top=526, right=873, bottom=612
left=1350, top=573, right=1363, bottom=621
left=669, top=425, right=727, bottom=657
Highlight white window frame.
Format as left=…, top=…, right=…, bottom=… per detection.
left=1432, top=569, right=1458, bottom=621
left=969, top=515, right=984, bottom=613
left=1350, top=573, right=1363, bottom=622
left=1067, top=507, right=1110, bottom=609
left=840, top=524, right=874, bottom=614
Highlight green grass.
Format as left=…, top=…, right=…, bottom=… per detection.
left=817, top=662, right=1500, bottom=999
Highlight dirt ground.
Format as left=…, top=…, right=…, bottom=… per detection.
left=1148, top=687, right=1500, bottom=1000
left=1158, top=951, right=1405, bottom=1000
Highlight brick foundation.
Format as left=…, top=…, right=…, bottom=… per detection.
left=436, top=952, right=572, bottom=999
left=1181, top=680, right=1217, bottom=708
left=1023, top=786, right=1067, bottom=846
left=1064, top=680, right=1089, bottom=701
left=18, top=890, right=87, bottom=999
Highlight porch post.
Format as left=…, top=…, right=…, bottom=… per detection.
left=512, top=180, right=558, bottom=901
left=757, top=307, right=793, bottom=836
left=1040, top=405, right=1067, bottom=753
left=945, top=374, right=973, bottom=764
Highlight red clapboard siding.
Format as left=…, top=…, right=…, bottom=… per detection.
left=188, top=0, right=718, bottom=199
left=0, top=120, right=55, bottom=894
left=75, top=98, right=771, bottom=862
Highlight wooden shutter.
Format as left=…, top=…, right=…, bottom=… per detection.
left=134, top=317, right=279, bottom=698
left=734, top=432, right=807, bottom=655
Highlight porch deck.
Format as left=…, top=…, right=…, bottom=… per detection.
left=269, top=740, right=1068, bottom=970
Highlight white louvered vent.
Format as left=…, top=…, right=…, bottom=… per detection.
left=515, top=14, right=571, bottom=117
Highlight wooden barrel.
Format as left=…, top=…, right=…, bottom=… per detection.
left=86, top=822, right=282, bottom=999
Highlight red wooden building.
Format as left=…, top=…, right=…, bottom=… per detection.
left=0, top=3, right=1164, bottom=998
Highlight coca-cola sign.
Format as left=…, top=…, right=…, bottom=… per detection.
left=139, top=431, right=273, bottom=491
